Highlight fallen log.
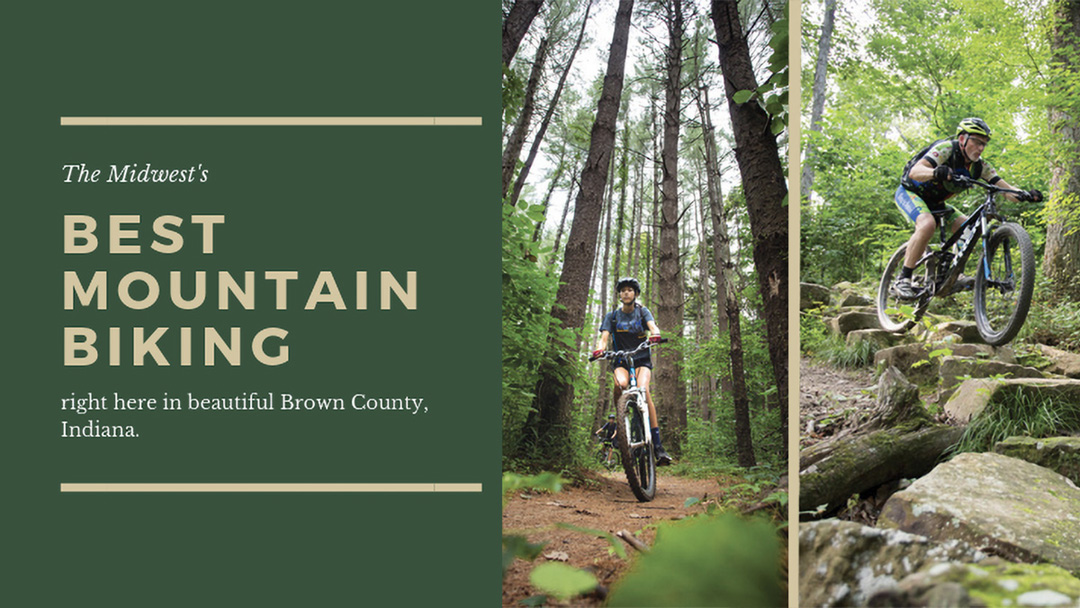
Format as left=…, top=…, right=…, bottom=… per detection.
left=799, top=365, right=965, bottom=515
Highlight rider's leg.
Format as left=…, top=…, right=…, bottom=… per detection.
left=635, top=366, right=672, bottom=465
left=904, top=212, right=936, bottom=269
left=635, top=367, right=658, bottom=430
left=612, top=366, right=630, bottom=406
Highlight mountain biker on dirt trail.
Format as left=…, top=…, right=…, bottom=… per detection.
left=594, top=413, right=617, bottom=463
left=591, top=277, right=673, bottom=466
left=892, top=117, right=1043, bottom=300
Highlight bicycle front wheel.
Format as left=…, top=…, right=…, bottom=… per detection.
left=974, top=222, right=1034, bottom=346
left=876, top=243, right=929, bottom=333
left=615, top=393, right=656, bottom=502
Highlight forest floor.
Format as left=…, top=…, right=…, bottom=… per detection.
left=502, top=470, right=729, bottom=606
left=799, top=356, right=878, bottom=451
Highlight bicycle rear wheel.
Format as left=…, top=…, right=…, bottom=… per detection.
left=974, top=222, right=1034, bottom=346
left=876, top=243, right=929, bottom=333
left=615, top=392, right=656, bottom=502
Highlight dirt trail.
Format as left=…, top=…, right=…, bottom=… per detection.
left=502, top=471, right=725, bottom=606
left=799, top=356, right=877, bottom=450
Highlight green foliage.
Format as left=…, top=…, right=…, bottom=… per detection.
left=735, top=3, right=789, bottom=135
left=1023, top=279, right=1080, bottom=350
left=528, top=563, right=597, bottom=601
left=605, top=515, right=784, bottom=607
left=801, top=0, right=1051, bottom=287
left=799, top=310, right=831, bottom=354
left=816, top=335, right=876, bottom=368
left=951, top=389, right=1080, bottom=454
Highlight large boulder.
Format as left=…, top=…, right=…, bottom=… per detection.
left=802, top=282, right=831, bottom=310
left=874, top=344, right=937, bottom=383
left=867, top=560, right=1080, bottom=607
left=827, top=311, right=881, bottom=336
left=929, top=321, right=983, bottom=344
left=937, top=356, right=1046, bottom=390
left=951, top=342, right=1016, bottom=364
left=799, top=519, right=984, bottom=607
left=1040, top=344, right=1080, bottom=379
left=838, top=291, right=873, bottom=308
left=878, top=452, right=1080, bottom=576
left=944, top=378, right=1080, bottom=422
left=995, top=436, right=1080, bottom=486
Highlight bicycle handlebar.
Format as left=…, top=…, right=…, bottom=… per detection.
left=951, top=174, right=1025, bottom=197
left=589, top=338, right=669, bottom=362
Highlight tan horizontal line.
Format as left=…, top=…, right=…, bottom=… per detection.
left=61, top=483, right=483, bottom=493
left=60, top=116, right=482, bottom=126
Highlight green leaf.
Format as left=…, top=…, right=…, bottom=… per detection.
left=529, top=563, right=597, bottom=600
left=733, top=89, right=755, bottom=104
left=684, top=496, right=702, bottom=508
left=518, top=596, right=548, bottom=607
left=770, top=116, right=785, bottom=135
left=503, top=534, right=547, bottom=576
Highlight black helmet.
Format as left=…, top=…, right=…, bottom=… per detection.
left=956, top=117, right=991, bottom=140
left=608, top=413, right=616, bottom=419
left=615, top=277, right=641, bottom=295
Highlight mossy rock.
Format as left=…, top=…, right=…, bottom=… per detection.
left=995, top=436, right=1080, bottom=486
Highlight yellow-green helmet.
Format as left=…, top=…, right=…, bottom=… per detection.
left=956, top=117, right=991, bottom=139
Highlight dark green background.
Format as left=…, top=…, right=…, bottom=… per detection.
left=6, top=2, right=500, bottom=604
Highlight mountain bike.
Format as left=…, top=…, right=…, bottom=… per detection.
left=593, top=436, right=620, bottom=471
left=876, top=175, right=1035, bottom=346
left=589, top=339, right=667, bottom=502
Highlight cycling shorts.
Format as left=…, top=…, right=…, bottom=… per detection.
left=894, top=186, right=958, bottom=224
left=612, top=357, right=652, bottom=372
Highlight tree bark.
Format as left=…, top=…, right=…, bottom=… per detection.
left=1045, top=0, right=1080, bottom=299
left=655, top=0, right=687, bottom=455
left=697, top=84, right=733, bottom=413
left=799, top=0, right=835, bottom=202
left=511, top=1, right=593, bottom=207
left=503, top=0, right=545, bottom=68
left=711, top=0, right=789, bottom=461
left=503, top=38, right=549, bottom=201
left=522, top=0, right=635, bottom=466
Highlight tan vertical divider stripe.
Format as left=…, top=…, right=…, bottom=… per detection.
left=61, top=483, right=482, bottom=492
left=59, top=117, right=482, bottom=126
left=788, top=0, right=803, bottom=605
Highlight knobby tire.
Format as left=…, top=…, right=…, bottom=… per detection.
left=974, top=222, right=1034, bottom=346
left=615, top=392, right=656, bottom=502
left=876, top=243, right=928, bottom=333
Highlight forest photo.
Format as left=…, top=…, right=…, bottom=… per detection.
left=502, top=0, right=790, bottom=605
left=799, top=0, right=1080, bottom=605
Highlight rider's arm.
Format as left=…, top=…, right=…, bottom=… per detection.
left=908, top=158, right=936, bottom=182
left=646, top=320, right=661, bottom=337
left=595, top=330, right=611, bottom=352
left=994, top=178, right=1024, bottom=203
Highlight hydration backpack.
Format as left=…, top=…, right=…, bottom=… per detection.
left=901, top=138, right=983, bottom=190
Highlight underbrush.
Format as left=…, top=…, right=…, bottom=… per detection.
left=815, top=334, right=877, bottom=368
left=1022, top=286, right=1080, bottom=351
left=950, top=389, right=1080, bottom=454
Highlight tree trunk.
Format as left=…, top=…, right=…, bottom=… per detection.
left=521, top=0, right=635, bottom=466
left=503, top=38, right=549, bottom=200
left=695, top=170, right=715, bottom=422
left=711, top=0, right=789, bottom=461
left=1045, top=0, right=1080, bottom=299
left=532, top=150, right=566, bottom=242
left=595, top=156, right=615, bottom=429
left=503, top=0, right=544, bottom=68
left=613, top=126, right=629, bottom=280
left=655, top=0, right=687, bottom=455
left=548, top=175, right=576, bottom=273
left=511, top=1, right=593, bottom=207
left=799, top=0, right=835, bottom=202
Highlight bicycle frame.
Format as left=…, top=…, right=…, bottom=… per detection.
left=619, top=357, right=652, bottom=453
left=911, top=179, right=1009, bottom=298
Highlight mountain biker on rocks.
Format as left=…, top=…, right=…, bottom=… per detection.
left=893, top=117, right=1043, bottom=299
left=591, top=277, right=672, bottom=466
